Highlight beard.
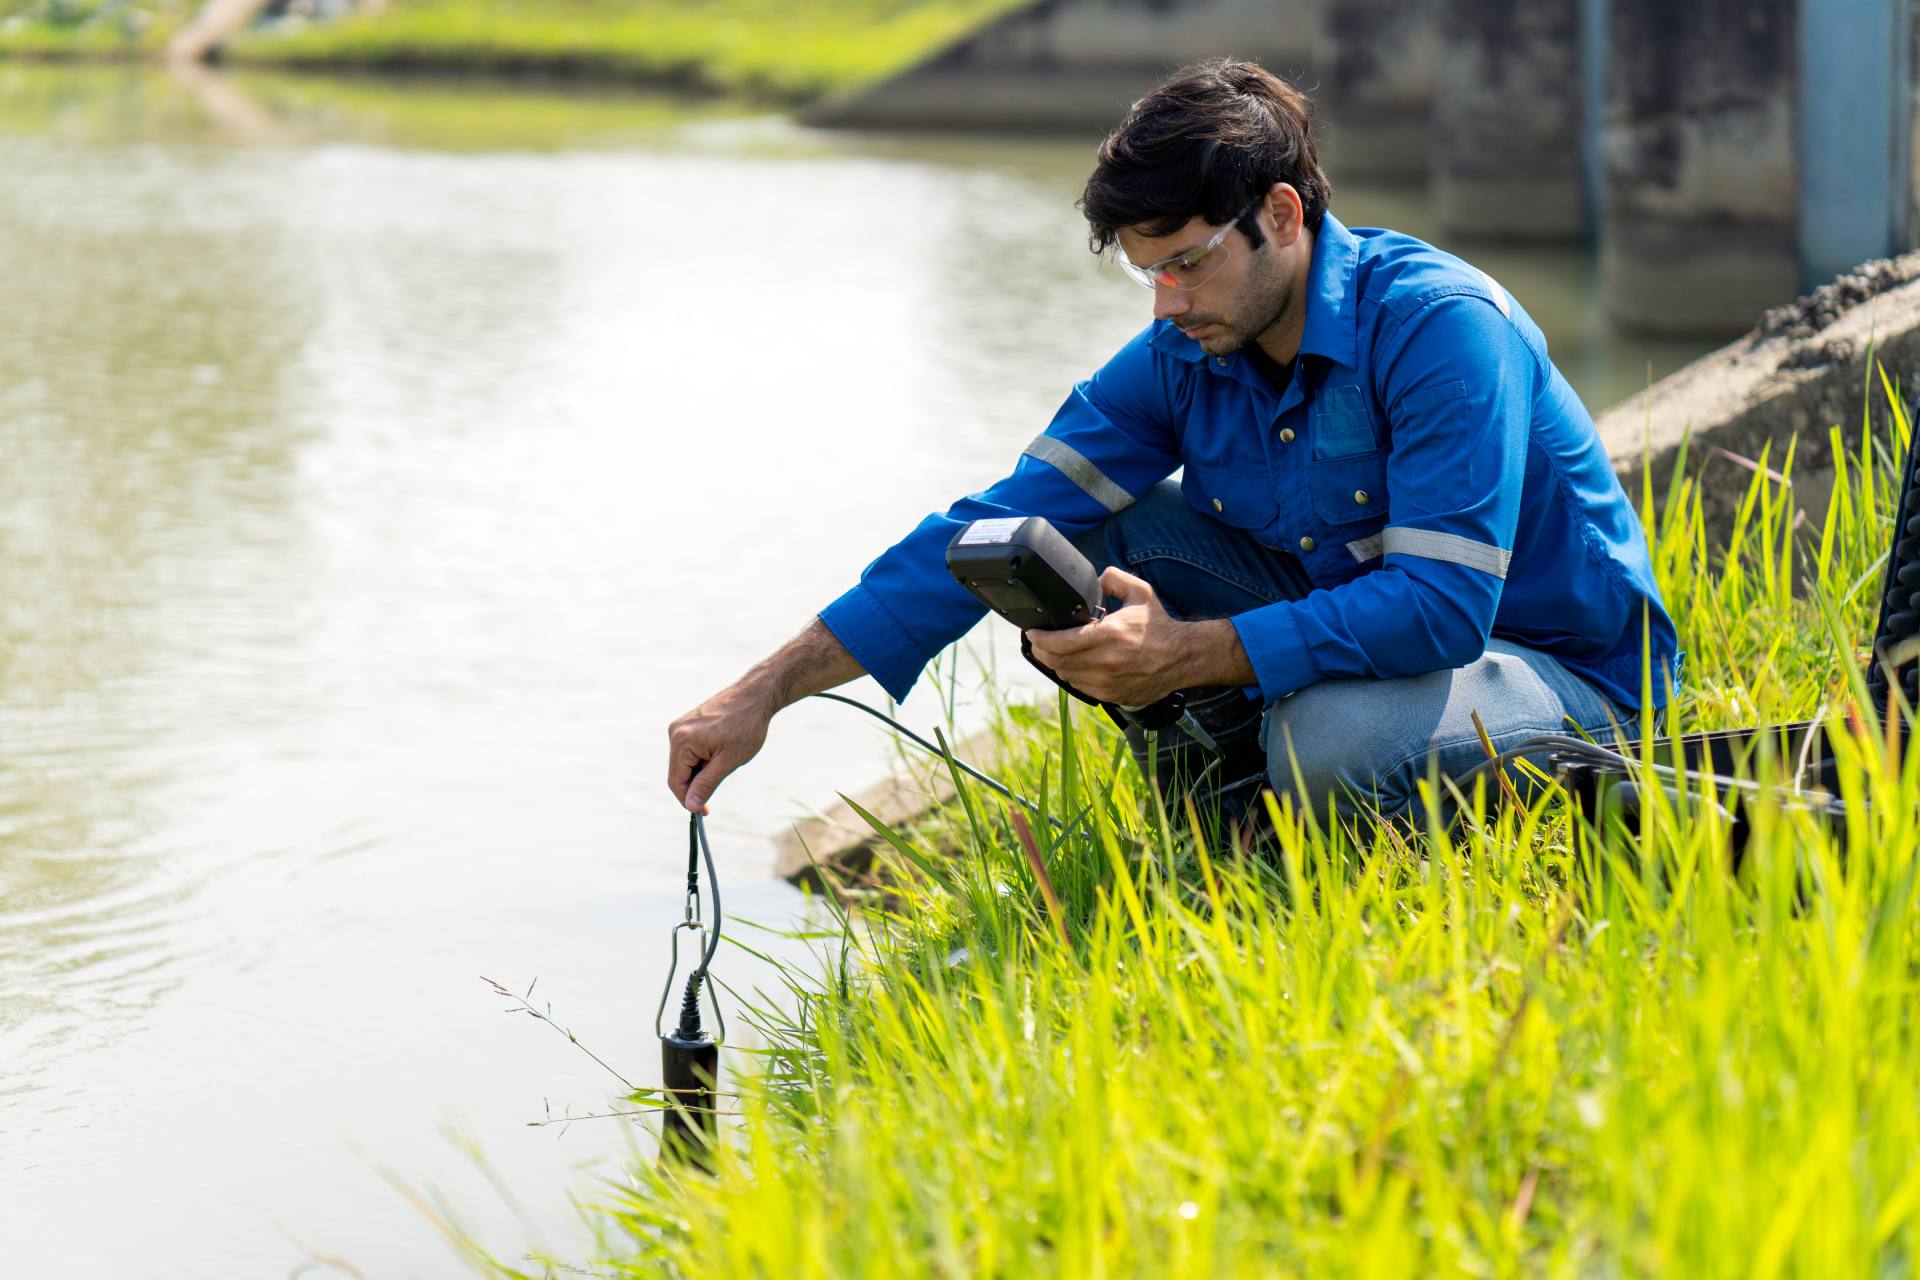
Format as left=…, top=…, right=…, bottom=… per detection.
left=1183, top=322, right=1252, bottom=356
left=1179, top=249, right=1296, bottom=356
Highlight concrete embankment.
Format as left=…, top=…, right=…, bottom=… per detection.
left=801, top=0, right=1314, bottom=134
left=1594, top=254, right=1920, bottom=531
left=773, top=730, right=989, bottom=886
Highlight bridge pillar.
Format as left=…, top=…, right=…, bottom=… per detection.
left=1798, top=0, right=1914, bottom=285
left=1601, top=0, right=1800, bottom=335
left=1315, top=0, right=1435, bottom=180
left=1601, top=0, right=1915, bottom=335
left=1432, top=0, right=1589, bottom=241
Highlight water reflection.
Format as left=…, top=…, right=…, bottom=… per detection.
left=0, top=129, right=320, bottom=1079
left=0, top=59, right=745, bottom=149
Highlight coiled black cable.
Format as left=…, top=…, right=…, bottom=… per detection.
left=691, top=813, right=722, bottom=977
left=674, top=814, right=724, bottom=1040
left=804, top=701, right=1672, bottom=830
left=808, top=690, right=1062, bottom=827
left=1444, top=730, right=1811, bottom=802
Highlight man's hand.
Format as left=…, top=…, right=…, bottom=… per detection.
left=667, top=683, right=777, bottom=815
left=665, top=617, right=867, bottom=815
left=1024, top=567, right=1255, bottom=703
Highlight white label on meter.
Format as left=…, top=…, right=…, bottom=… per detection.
left=956, top=517, right=1025, bottom=546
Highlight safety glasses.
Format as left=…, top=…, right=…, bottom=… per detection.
left=1116, top=197, right=1262, bottom=291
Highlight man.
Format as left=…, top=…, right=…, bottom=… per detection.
left=667, top=59, right=1678, bottom=824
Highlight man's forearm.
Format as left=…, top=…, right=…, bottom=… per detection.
left=1176, top=618, right=1257, bottom=688
left=668, top=617, right=868, bottom=814
left=739, top=617, right=868, bottom=710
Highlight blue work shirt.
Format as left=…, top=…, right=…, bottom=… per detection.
left=819, top=213, right=1680, bottom=711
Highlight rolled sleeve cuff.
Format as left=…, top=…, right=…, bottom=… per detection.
left=819, top=582, right=931, bottom=704
left=1231, top=603, right=1317, bottom=704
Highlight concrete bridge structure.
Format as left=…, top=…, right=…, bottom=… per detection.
left=810, top=0, right=1918, bottom=337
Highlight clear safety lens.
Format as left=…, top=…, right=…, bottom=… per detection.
left=1119, top=240, right=1233, bottom=291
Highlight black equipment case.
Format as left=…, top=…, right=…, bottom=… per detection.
left=1551, top=433, right=1920, bottom=847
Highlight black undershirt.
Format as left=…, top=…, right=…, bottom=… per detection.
left=1240, top=343, right=1296, bottom=400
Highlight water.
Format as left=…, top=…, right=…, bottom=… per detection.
left=0, top=64, right=1714, bottom=1275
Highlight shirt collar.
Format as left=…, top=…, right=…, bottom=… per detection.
left=1299, top=212, right=1359, bottom=368
left=1145, top=211, right=1361, bottom=371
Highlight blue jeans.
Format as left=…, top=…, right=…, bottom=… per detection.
left=1081, top=481, right=1627, bottom=823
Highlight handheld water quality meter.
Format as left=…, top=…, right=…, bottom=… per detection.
left=945, top=517, right=1102, bottom=632
left=945, top=516, right=1193, bottom=736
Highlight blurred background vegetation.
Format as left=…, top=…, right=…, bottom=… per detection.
left=0, top=0, right=1030, bottom=100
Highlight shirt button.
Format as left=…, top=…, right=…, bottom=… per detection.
left=1354, top=490, right=1370, bottom=505
left=1215, top=356, right=1228, bottom=367
left=1279, top=428, right=1296, bottom=443
left=1212, top=498, right=1223, bottom=512
left=1298, top=536, right=1316, bottom=552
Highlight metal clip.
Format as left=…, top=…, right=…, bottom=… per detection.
left=653, top=919, right=726, bottom=1044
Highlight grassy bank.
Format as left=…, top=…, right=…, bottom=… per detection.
left=470, top=383, right=1920, bottom=1277
left=0, top=1, right=1028, bottom=101
left=227, top=0, right=1030, bottom=101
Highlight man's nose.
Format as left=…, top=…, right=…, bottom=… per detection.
left=1152, top=281, right=1191, bottom=321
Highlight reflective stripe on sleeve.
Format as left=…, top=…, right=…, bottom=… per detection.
left=1382, top=527, right=1512, bottom=578
left=1022, top=434, right=1135, bottom=513
left=1476, top=268, right=1512, bottom=318
left=1346, top=534, right=1384, bottom=563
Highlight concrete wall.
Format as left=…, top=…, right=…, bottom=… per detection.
left=1600, top=0, right=1800, bottom=336
left=1314, top=0, right=1434, bottom=179
left=807, top=0, right=1317, bottom=134
left=816, top=0, right=1920, bottom=337
left=1601, top=0, right=1919, bottom=334
left=1432, top=0, right=1587, bottom=241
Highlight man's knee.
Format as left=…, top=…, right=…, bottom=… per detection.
left=1262, top=681, right=1429, bottom=818
left=1072, top=479, right=1187, bottom=581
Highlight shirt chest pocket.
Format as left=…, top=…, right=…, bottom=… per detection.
left=1309, top=384, right=1382, bottom=459
left=1182, top=462, right=1270, bottom=532
left=1306, top=453, right=1388, bottom=526
left=1306, top=384, right=1387, bottom=526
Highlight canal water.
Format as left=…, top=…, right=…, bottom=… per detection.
left=0, top=64, right=1713, bottom=1274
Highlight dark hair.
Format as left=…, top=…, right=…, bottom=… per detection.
left=1079, top=59, right=1332, bottom=255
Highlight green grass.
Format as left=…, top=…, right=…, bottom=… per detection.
left=0, top=1, right=1032, bottom=101
left=476, top=379, right=1920, bottom=1277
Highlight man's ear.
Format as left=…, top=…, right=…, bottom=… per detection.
left=1264, top=182, right=1305, bottom=247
